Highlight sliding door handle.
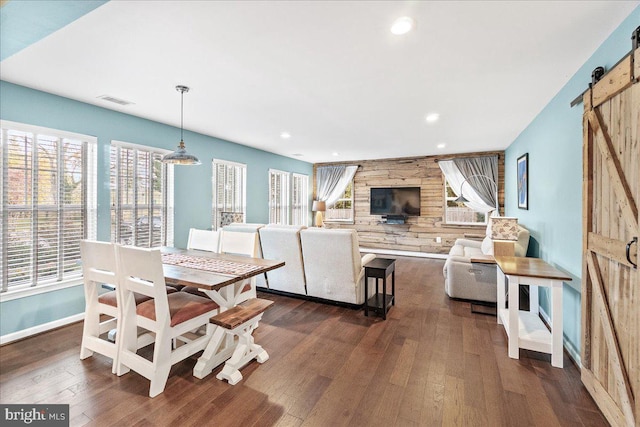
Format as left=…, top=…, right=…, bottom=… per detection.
left=626, top=237, right=637, bottom=269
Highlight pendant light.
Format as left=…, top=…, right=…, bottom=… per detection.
left=162, top=85, right=201, bottom=165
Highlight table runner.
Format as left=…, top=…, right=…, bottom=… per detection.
left=162, top=253, right=264, bottom=276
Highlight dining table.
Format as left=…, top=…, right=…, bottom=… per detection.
left=160, top=246, right=285, bottom=379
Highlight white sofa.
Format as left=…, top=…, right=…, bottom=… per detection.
left=300, top=228, right=376, bottom=305
left=219, top=224, right=375, bottom=305
left=442, top=224, right=530, bottom=303
left=258, top=225, right=307, bottom=295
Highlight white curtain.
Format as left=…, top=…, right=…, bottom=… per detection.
left=438, top=160, right=498, bottom=215
left=316, top=165, right=358, bottom=207
left=454, top=156, right=499, bottom=212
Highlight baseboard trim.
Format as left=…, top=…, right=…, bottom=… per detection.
left=539, top=306, right=581, bottom=367
left=0, top=313, right=84, bottom=346
left=257, top=287, right=363, bottom=310
left=360, top=247, right=448, bottom=260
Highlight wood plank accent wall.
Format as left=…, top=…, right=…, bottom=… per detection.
left=314, top=151, right=505, bottom=255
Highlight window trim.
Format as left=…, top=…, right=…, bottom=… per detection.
left=268, top=168, right=291, bottom=225
left=212, top=158, right=247, bottom=229
left=110, top=140, right=174, bottom=247
left=443, top=176, right=488, bottom=226
left=291, top=172, right=309, bottom=226
left=324, top=178, right=355, bottom=223
left=1, top=120, right=97, bottom=297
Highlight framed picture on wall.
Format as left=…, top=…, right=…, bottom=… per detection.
left=517, top=153, right=528, bottom=210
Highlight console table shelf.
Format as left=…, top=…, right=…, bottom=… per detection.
left=497, top=308, right=552, bottom=354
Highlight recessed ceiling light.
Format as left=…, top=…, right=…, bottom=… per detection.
left=437, top=143, right=446, bottom=149
left=425, top=113, right=440, bottom=123
left=391, top=17, right=415, bottom=35
left=332, top=152, right=339, bottom=156
left=280, top=132, right=291, bottom=139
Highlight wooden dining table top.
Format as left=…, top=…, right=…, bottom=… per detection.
left=161, top=247, right=285, bottom=291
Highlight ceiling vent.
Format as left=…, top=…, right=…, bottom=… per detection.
left=97, top=95, right=135, bottom=106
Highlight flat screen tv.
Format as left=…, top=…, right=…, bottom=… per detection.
left=370, top=187, right=421, bottom=216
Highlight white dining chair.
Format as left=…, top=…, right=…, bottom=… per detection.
left=115, top=245, right=219, bottom=398
left=79, top=240, right=154, bottom=373
left=219, top=230, right=259, bottom=303
left=187, top=228, right=221, bottom=252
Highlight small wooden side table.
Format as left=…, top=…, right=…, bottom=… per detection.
left=364, top=258, right=396, bottom=320
left=494, top=256, right=572, bottom=368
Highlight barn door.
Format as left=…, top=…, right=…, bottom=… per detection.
left=581, top=43, right=639, bottom=427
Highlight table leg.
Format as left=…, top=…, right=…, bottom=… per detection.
left=497, top=268, right=506, bottom=324
left=364, top=273, right=369, bottom=317
left=507, top=274, right=520, bottom=360
left=193, top=285, right=238, bottom=379
left=193, top=325, right=235, bottom=379
left=529, top=285, right=539, bottom=314
left=551, top=281, right=563, bottom=368
left=382, top=274, right=387, bottom=320
left=391, top=269, right=395, bottom=306
left=216, top=314, right=268, bottom=385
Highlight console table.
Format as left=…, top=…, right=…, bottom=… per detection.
left=364, top=258, right=395, bottom=320
left=494, top=256, right=571, bottom=368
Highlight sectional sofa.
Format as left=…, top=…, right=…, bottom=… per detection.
left=224, top=224, right=376, bottom=306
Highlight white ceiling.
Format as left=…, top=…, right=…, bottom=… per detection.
left=1, top=1, right=637, bottom=163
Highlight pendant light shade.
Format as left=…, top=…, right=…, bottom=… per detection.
left=162, top=85, right=201, bottom=165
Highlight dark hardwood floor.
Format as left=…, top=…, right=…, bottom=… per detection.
left=0, top=257, right=607, bottom=426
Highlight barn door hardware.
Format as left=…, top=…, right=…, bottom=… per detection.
left=591, top=66, right=605, bottom=85
left=626, top=237, right=638, bottom=269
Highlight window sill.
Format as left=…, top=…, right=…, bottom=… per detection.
left=0, top=278, right=84, bottom=303
left=442, top=223, right=487, bottom=228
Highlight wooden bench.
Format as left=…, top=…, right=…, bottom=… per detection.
left=211, top=298, right=274, bottom=385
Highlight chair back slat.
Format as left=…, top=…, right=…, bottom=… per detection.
left=187, top=228, right=221, bottom=252
left=220, top=230, right=258, bottom=257
left=80, top=240, right=118, bottom=286
left=115, top=245, right=169, bottom=323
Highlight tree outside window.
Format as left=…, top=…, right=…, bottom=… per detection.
left=325, top=180, right=354, bottom=222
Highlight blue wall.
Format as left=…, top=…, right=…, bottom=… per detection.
left=0, top=81, right=312, bottom=337
left=504, top=7, right=639, bottom=361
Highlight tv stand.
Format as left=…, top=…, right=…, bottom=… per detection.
left=383, top=215, right=406, bottom=225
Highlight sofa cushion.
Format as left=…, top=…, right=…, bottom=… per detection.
left=464, top=246, right=484, bottom=258
left=259, top=225, right=306, bottom=295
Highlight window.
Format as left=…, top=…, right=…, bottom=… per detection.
left=212, top=159, right=246, bottom=229
left=291, top=173, right=309, bottom=226
left=325, top=179, right=354, bottom=222
left=268, top=169, right=290, bottom=225
left=1, top=121, right=97, bottom=293
left=444, top=178, right=487, bottom=225
left=110, top=141, right=174, bottom=247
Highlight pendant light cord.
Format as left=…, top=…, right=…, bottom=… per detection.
left=180, top=89, right=184, bottom=142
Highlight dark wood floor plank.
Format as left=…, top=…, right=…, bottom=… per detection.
left=0, top=256, right=606, bottom=426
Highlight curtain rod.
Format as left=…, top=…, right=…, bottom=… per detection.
left=434, top=154, right=499, bottom=163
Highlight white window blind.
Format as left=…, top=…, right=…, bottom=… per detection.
left=110, top=141, right=174, bottom=247
left=0, top=121, right=97, bottom=293
left=291, top=173, right=309, bottom=226
left=268, top=169, right=290, bottom=225
left=212, top=159, right=246, bottom=229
